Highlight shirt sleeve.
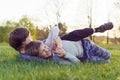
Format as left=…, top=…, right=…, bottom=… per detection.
left=52, top=53, right=73, bottom=64
left=45, top=26, right=60, bottom=48
left=64, top=52, right=80, bottom=63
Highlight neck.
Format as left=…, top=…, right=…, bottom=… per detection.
left=20, top=50, right=25, bottom=53
left=19, top=44, right=26, bottom=53
left=19, top=48, right=25, bottom=53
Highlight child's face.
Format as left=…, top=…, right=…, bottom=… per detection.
left=38, top=42, right=52, bottom=58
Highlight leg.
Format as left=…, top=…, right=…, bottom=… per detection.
left=87, top=40, right=111, bottom=62
left=61, top=28, right=94, bottom=41
left=95, top=22, right=113, bottom=32
left=61, top=22, right=113, bottom=41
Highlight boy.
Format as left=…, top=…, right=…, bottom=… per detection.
left=25, top=23, right=113, bottom=64
left=9, top=22, right=113, bottom=62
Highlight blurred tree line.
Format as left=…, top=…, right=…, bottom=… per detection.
left=0, top=15, right=67, bottom=43
left=0, top=15, right=120, bottom=44
left=36, top=22, right=67, bottom=40
left=0, top=15, right=36, bottom=42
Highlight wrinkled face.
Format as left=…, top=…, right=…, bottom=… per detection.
left=38, top=42, right=52, bottom=58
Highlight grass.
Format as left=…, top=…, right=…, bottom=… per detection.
left=0, top=43, right=120, bottom=80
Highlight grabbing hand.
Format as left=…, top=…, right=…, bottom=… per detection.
left=52, top=37, right=62, bottom=50
left=54, top=47, right=66, bottom=57
left=52, top=39, right=57, bottom=50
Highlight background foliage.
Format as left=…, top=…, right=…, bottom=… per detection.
left=0, top=15, right=120, bottom=44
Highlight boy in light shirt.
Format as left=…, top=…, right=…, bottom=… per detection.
left=25, top=23, right=113, bottom=64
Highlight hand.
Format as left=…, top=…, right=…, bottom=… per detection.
left=53, top=37, right=62, bottom=48
left=52, top=39, right=57, bottom=50
left=54, top=47, right=66, bottom=57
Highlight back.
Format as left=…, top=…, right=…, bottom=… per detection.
left=62, top=40, right=83, bottom=58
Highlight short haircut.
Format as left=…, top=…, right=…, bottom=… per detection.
left=9, top=27, right=29, bottom=51
left=25, top=41, right=41, bottom=56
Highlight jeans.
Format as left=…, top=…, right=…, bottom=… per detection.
left=81, top=39, right=111, bottom=62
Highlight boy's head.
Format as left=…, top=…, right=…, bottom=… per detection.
left=25, top=41, right=52, bottom=58
left=9, top=27, right=32, bottom=52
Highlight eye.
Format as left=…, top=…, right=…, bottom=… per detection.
left=44, top=46, right=46, bottom=48
left=44, top=45, right=47, bottom=48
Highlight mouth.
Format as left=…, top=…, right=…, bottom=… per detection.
left=47, top=49, right=52, bottom=56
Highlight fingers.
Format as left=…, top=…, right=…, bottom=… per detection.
left=53, top=37, right=61, bottom=42
left=54, top=47, right=66, bottom=57
left=55, top=52, right=63, bottom=57
left=55, top=51, right=64, bottom=57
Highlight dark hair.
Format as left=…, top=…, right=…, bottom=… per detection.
left=25, top=41, right=41, bottom=56
left=9, top=27, right=29, bottom=51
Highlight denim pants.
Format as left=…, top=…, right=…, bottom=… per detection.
left=81, top=39, right=111, bottom=62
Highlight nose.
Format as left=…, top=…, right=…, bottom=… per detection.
left=44, top=45, right=49, bottom=51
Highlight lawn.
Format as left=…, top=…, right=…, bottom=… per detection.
left=0, top=43, right=120, bottom=80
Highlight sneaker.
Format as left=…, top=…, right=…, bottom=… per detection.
left=95, top=22, right=113, bottom=32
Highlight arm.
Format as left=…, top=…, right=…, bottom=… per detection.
left=54, top=47, right=80, bottom=63
left=53, top=38, right=80, bottom=63
left=52, top=37, right=62, bottom=50
left=52, top=37, right=66, bottom=57
left=54, top=51, right=80, bottom=64
left=45, top=26, right=60, bottom=48
left=52, top=53, right=79, bottom=64
left=61, top=28, right=94, bottom=41
left=64, top=52, right=80, bottom=63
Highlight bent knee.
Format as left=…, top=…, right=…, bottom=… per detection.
left=106, top=52, right=111, bottom=59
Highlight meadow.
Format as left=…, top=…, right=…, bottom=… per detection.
left=0, top=43, right=120, bottom=80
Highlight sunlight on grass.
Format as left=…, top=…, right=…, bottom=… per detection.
left=0, top=43, right=120, bottom=80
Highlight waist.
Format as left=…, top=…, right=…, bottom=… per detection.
left=77, top=39, right=88, bottom=62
